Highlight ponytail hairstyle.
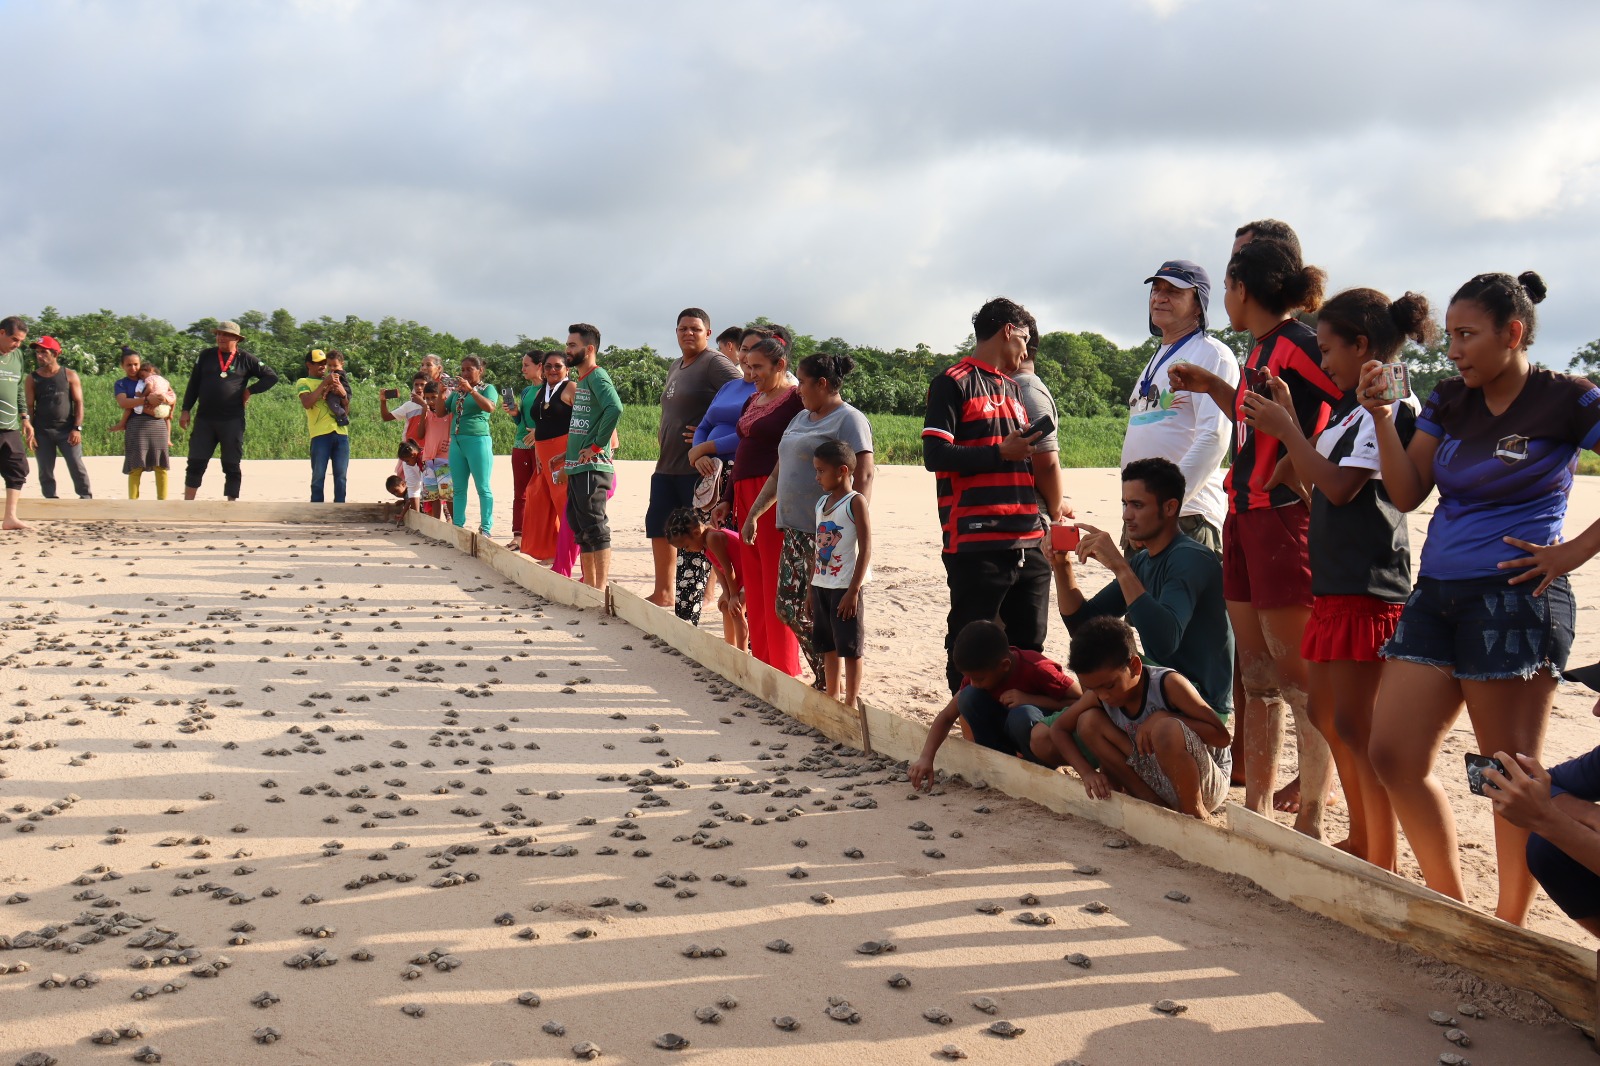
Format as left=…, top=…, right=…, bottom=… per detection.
left=1225, top=238, right=1326, bottom=316
left=664, top=506, right=708, bottom=543
left=1317, top=288, right=1436, bottom=363
left=1449, top=271, right=1547, bottom=350
left=797, top=353, right=856, bottom=392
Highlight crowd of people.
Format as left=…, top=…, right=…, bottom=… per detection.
left=0, top=217, right=1597, bottom=937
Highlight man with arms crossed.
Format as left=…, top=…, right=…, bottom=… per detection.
left=180, top=320, right=279, bottom=500
left=25, top=335, right=91, bottom=499
left=559, top=323, right=623, bottom=590
left=646, top=308, right=739, bottom=619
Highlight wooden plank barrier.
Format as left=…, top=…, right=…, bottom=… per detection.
left=19, top=499, right=394, bottom=523
left=401, top=516, right=1600, bottom=1038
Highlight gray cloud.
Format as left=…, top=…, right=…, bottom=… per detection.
left=4, top=0, right=1599, bottom=362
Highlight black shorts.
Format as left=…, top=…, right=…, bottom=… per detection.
left=645, top=472, right=701, bottom=538
left=0, top=429, right=28, bottom=490
left=810, top=585, right=865, bottom=659
left=565, top=469, right=614, bottom=552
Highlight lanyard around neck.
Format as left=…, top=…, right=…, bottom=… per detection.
left=1139, top=329, right=1200, bottom=399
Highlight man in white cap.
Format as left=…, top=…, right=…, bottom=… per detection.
left=180, top=320, right=279, bottom=500
left=1119, top=260, right=1237, bottom=552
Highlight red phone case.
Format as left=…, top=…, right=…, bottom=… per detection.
left=1051, top=524, right=1080, bottom=552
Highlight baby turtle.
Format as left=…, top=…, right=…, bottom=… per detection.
left=1456, top=1003, right=1485, bottom=1019
left=825, top=1002, right=861, bottom=1024
left=843, top=848, right=864, bottom=859
left=401, top=1004, right=425, bottom=1018
left=810, top=892, right=835, bottom=905
left=972, top=996, right=999, bottom=1014
left=351, top=949, right=375, bottom=961
left=771, top=1016, right=800, bottom=1031
left=1016, top=911, right=1056, bottom=926
left=694, top=1006, right=723, bottom=1024
left=1444, top=1029, right=1472, bottom=1048
left=17, top=1055, right=59, bottom=1066
left=132, top=1049, right=163, bottom=1064
left=937, top=1045, right=968, bottom=1060
left=886, top=972, right=911, bottom=988
left=1082, top=900, right=1111, bottom=914
left=1103, top=837, right=1129, bottom=849
left=1064, top=952, right=1093, bottom=969
left=542, top=1022, right=567, bottom=1037
left=518, top=991, right=543, bottom=1007
left=716, top=995, right=738, bottom=1009
left=975, top=902, right=1003, bottom=915
left=654, top=1033, right=690, bottom=1050
left=856, top=939, right=896, bottom=955
left=1153, top=999, right=1188, bottom=1015
left=1428, top=1010, right=1457, bottom=1026
left=923, top=848, right=946, bottom=859
left=251, top=990, right=280, bottom=1008
left=253, top=1027, right=282, bottom=1045
left=765, top=939, right=794, bottom=954
left=90, top=1029, right=123, bottom=1045
left=1018, top=893, right=1040, bottom=906
left=987, top=1021, right=1025, bottom=1038
left=1165, top=890, right=1192, bottom=904
left=1076, top=864, right=1101, bottom=876
left=1438, top=1055, right=1470, bottom=1066
left=923, top=1007, right=953, bottom=1025
left=571, top=1042, right=601, bottom=1060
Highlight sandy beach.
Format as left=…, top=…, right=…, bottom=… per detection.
left=0, top=458, right=1595, bottom=1064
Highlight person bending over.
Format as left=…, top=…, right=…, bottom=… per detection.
left=1048, top=617, right=1232, bottom=820
left=665, top=506, right=747, bottom=651
left=908, top=620, right=1080, bottom=790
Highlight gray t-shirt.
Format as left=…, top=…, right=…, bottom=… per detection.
left=1012, top=371, right=1059, bottom=453
left=775, top=403, right=874, bottom=530
left=657, top=349, right=741, bottom=475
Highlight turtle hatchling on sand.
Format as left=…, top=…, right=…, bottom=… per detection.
left=654, top=1033, right=690, bottom=1050
left=542, top=1022, right=567, bottom=1037
left=937, top=1045, right=968, bottom=1060
left=131, top=1048, right=163, bottom=1064
left=571, top=1042, right=601, bottom=1060
left=1438, top=1054, right=1470, bottom=1066
left=972, top=996, right=999, bottom=1014
left=251, top=990, right=280, bottom=1008
left=401, top=1004, right=425, bottom=1018
left=856, top=939, right=896, bottom=955
left=694, top=1006, right=723, bottom=1024
left=253, top=1028, right=282, bottom=1045
left=1064, top=952, right=1092, bottom=969
left=923, top=1008, right=953, bottom=1026
left=886, top=973, right=910, bottom=988
left=518, top=991, right=543, bottom=1007
left=1154, top=999, right=1188, bottom=1015
left=1018, top=893, right=1040, bottom=906
left=765, top=939, right=794, bottom=954
left=1083, top=900, right=1111, bottom=914
left=825, top=1002, right=861, bottom=1024
left=1456, top=1003, right=1485, bottom=1019
left=1444, top=1029, right=1471, bottom=1047
left=17, top=1054, right=57, bottom=1066
left=987, top=1021, right=1025, bottom=1038
left=772, top=1016, right=800, bottom=1031
left=975, top=902, right=1003, bottom=915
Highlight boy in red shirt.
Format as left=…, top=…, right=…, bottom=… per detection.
left=910, top=620, right=1081, bottom=789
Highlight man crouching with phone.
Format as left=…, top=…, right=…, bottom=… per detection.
left=1483, top=661, right=1600, bottom=937
left=1038, top=458, right=1234, bottom=772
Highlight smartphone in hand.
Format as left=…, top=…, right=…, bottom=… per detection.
left=1245, top=366, right=1272, bottom=396
left=1021, top=414, right=1056, bottom=440
left=1050, top=523, right=1080, bottom=552
left=1464, top=752, right=1506, bottom=796
left=381, top=388, right=400, bottom=400
left=1372, top=363, right=1411, bottom=403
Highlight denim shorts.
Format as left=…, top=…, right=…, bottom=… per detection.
left=1382, top=575, right=1575, bottom=681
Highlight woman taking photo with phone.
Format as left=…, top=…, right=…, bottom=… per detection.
left=1168, top=237, right=1342, bottom=839
left=1243, top=287, right=1432, bottom=870
left=1358, top=271, right=1600, bottom=924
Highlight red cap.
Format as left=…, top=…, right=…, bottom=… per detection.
left=30, top=336, right=62, bottom=353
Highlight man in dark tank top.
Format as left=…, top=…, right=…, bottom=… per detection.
left=24, top=336, right=91, bottom=499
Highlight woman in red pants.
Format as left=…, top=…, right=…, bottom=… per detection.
left=714, top=335, right=802, bottom=675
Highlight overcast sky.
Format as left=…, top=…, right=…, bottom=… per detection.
left=5, top=0, right=1599, bottom=361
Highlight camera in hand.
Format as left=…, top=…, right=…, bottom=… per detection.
left=1464, top=752, right=1506, bottom=796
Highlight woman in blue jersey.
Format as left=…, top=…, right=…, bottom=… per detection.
left=1359, top=271, right=1600, bottom=925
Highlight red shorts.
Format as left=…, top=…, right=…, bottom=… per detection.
left=1301, top=594, right=1404, bottom=663
left=1222, top=502, right=1312, bottom=610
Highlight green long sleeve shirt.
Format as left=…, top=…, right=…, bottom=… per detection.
left=564, top=365, right=622, bottom=474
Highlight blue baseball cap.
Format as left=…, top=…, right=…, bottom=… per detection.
left=1145, top=259, right=1211, bottom=335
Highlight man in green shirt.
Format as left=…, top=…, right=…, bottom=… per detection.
left=559, top=322, right=623, bottom=590
left=0, top=316, right=36, bottom=530
left=1047, top=457, right=1235, bottom=767
left=297, top=349, right=350, bottom=503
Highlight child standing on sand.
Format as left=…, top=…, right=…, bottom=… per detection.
left=809, top=440, right=872, bottom=708
left=665, top=506, right=748, bottom=651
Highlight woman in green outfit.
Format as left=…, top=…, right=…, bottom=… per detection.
left=446, top=355, right=499, bottom=534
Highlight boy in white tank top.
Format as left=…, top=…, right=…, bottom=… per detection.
left=810, top=440, right=872, bottom=708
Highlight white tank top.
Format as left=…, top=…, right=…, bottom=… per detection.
left=812, top=491, right=867, bottom=589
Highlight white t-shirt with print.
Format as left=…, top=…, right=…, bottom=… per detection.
left=1120, top=333, right=1239, bottom=532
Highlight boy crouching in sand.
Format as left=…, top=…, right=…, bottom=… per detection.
left=389, top=439, right=425, bottom=525
left=908, top=620, right=1081, bottom=791
left=810, top=440, right=871, bottom=709
left=1046, top=617, right=1231, bottom=820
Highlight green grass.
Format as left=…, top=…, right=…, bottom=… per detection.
left=66, top=373, right=1125, bottom=467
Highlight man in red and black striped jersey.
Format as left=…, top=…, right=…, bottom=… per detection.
left=923, top=297, right=1050, bottom=692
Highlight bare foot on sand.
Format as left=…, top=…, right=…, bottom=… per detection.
left=3, top=517, right=32, bottom=530
left=645, top=592, right=674, bottom=608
